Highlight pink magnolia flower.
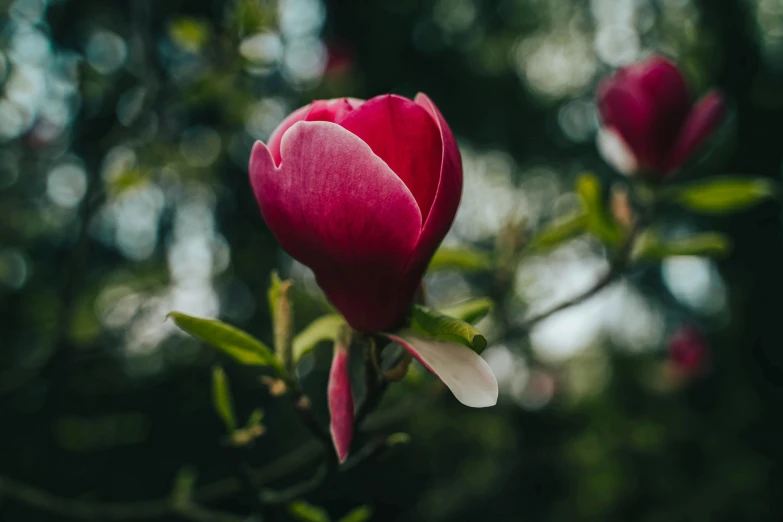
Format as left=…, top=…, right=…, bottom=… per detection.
left=250, top=94, right=461, bottom=333
left=668, top=324, right=709, bottom=376
left=596, top=56, right=726, bottom=179
left=250, top=95, right=498, bottom=461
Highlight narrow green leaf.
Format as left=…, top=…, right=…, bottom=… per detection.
left=577, top=173, right=624, bottom=246
left=292, top=314, right=345, bottom=362
left=634, top=231, right=732, bottom=260
left=438, top=298, right=494, bottom=324
left=529, top=210, right=588, bottom=250
left=169, top=17, right=211, bottom=53
left=212, top=367, right=236, bottom=433
left=245, top=408, right=264, bottom=429
left=337, top=506, right=374, bottom=522
left=427, top=246, right=493, bottom=274
left=171, top=466, right=198, bottom=508
left=288, top=501, right=331, bottom=522
left=267, top=271, right=284, bottom=317
left=410, top=305, right=487, bottom=353
left=269, top=274, right=294, bottom=371
left=664, top=177, right=778, bottom=214
left=229, top=408, right=266, bottom=447
left=169, top=312, right=283, bottom=375
left=386, top=432, right=412, bottom=446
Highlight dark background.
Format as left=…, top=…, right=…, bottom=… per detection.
left=1, top=0, right=783, bottom=520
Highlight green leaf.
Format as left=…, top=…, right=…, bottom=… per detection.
left=577, top=173, right=624, bottom=246
left=245, top=408, right=264, bottom=428
left=212, top=367, right=236, bottom=433
left=386, top=432, right=412, bottom=446
left=292, top=314, right=345, bottom=362
left=529, top=210, right=588, bottom=250
left=268, top=273, right=294, bottom=370
left=664, top=177, right=778, bottom=214
left=428, top=246, right=493, bottom=273
left=228, top=408, right=266, bottom=447
left=438, top=298, right=494, bottom=324
left=337, top=506, right=374, bottom=522
left=233, top=0, right=273, bottom=36
left=267, top=271, right=284, bottom=317
left=171, top=466, right=198, bottom=508
left=168, top=312, right=283, bottom=375
left=634, top=231, right=732, bottom=260
left=288, top=501, right=331, bottom=522
left=410, top=305, right=487, bottom=353
left=169, top=17, right=211, bottom=53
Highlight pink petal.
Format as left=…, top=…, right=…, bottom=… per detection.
left=386, top=331, right=498, bottom=408
left=597, top=56, right=692, bottom=174
left=328, top=339, right=354, bottom=463
left=250, top=121, right=423, bottom=332
left=307, top=98, right=364, bottom=124
left=339, top=94, right=442, bottom=221
left=411, top=93, right=463, bottom=256
left=395, top=93, right=464, bottom=299
left=265, top=99, right=365, bottom=166
left=265, top=104, right=312, bottom=167
left=633, top=57, right=692, bottom=124
left=596, top=126, right=639, bottom=176
left=663, top=91, right=727, bottom=175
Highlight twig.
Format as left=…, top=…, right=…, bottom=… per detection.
left=0, top=442, right=323, bottom=520
left=354, top=336, right=392, bottom=428
left=259, top=464, right=328, bottom=505
left=340, top=436, right=391, bottom=472
left=516, top=220, right=645, bottom=331
left=0, top=475, right=240, bottom=522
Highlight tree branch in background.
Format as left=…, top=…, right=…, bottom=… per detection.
left=517, top=219, right=645, bottom=331
left=0, top=442, right=323, bottom=520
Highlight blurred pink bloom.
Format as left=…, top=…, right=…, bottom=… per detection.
left=597, top=56, right=726, bottom=179
left=324, top=40, right=355, bottom=77
left=249, top=94, right=462, bottom=333
left=668, top=324, right=709, bottom=375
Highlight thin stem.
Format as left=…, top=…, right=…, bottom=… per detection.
left=354, top=335, right=392, bottom=428
left=0, top=476, right=240, bottom=522
left=517, top=219, right=645, bottom=331
left=258, top=464, right=328, bottom=505
left=340, top=436, right=390, bottom=472
left=0, top=443, right=323, bottom=521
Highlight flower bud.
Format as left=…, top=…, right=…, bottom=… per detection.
left=250, top=94, right=462, bottom=332
left=597, top=56, right=726, bottom=179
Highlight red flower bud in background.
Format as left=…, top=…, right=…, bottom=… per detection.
left=597, top=56, right=726, bottom=179
left=250, top=94, right=462, bottom=333
left=668, top=324, right=709, bottom=376
left=324, top=40, right=355, bottom=78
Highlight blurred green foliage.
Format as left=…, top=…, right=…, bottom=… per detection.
left=1, top=0, right=783, bottom=521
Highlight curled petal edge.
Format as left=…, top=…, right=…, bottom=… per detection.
left=385, top=330, right=498, bottom=408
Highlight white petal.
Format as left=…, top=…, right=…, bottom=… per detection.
left=597, top=126, right=638, bottom=176
left=388, top=331, right=498, bottom=408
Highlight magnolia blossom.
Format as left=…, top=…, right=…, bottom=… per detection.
left=249, top=94, right=498, bottom=461
left=250, top=94, right=460, bottom=333
left=597, top=56, right=726, bottom=179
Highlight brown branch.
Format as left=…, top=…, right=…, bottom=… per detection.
left=516, top=220, right=645, bottom=331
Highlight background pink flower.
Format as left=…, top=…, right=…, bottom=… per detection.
left=597, top=56, right=726, bottom=179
